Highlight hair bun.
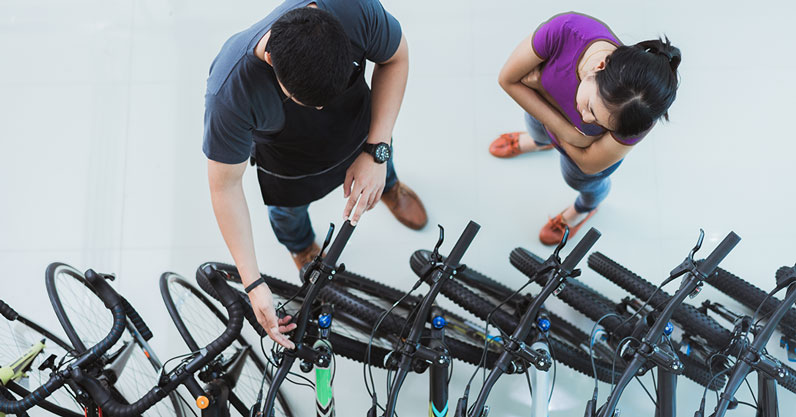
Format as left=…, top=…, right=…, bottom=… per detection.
left=636, top=37, right=681, bottom=72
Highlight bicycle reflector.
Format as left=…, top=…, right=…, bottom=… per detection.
left=664, top=322, right=674, bottom=336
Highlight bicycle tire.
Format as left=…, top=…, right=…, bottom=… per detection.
left=587, top=252, right=733, bottom=350
left=331, top=269, right=503, bottom=366
left=510, top=248, right=728, bottom=391
left=159, top=273, right=294, bottom=417
left=45, top=262, right=186, bottom=417
left=409, top=250, right=624, bottom=384
left=706, top=266, right=796, bottom=337
left=0, top=307, right=84, bottom=416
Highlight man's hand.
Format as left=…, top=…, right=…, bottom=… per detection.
left=248, top=284, right=297, bottom=349
left=343, top=152, right=387, bottom=225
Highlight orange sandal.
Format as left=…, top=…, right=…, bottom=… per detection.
left=539, top=208, right=597, bottom=246
left=489, top=132, right=554, bottom=158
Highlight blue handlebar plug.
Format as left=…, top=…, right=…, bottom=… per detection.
left=432, top=316, right=447, bottom=329
left=537, top=317, right=551, bottom=332
left=664, top=321, right=674, bottom=336
left=318, top=313, right=332, bottom=329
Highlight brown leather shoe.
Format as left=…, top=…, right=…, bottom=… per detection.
left=381, top=181, right=428, bottom=230
left=291, top=241, right=321, bottom=270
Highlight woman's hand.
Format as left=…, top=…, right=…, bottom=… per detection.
left=520, top=67, right=543, bottom=90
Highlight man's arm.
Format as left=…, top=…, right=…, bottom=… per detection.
left=343, top=34, right=409, bottom=222
left=498, top=34, right=596, bottom=148
left=207, top=159, right=296, bottom=348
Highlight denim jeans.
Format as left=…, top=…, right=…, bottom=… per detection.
left=524, top=112, right=622, bottom=213
left=267, top=155, right=398, bottom=253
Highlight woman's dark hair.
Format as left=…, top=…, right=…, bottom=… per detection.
left=595, top=37, right=681, bottom=138
left=269, top=8, right=352, bottom=107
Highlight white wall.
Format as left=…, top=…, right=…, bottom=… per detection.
left=1, top=0, right=795, bottom=416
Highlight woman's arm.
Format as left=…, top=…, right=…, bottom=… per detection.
left=555, top=132, right=633, bottom=175
left=498, top=34, right=596, bottom=148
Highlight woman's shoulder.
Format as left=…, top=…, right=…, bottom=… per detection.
left=540, top=12, right=617, bottom=42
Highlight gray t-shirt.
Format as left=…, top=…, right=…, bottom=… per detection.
left=203, top=0, right=402, bottom=164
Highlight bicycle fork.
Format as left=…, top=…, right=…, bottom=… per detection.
left=314, top=306, right=335, bottom=417
left=428, top=309, right=450, bottom=417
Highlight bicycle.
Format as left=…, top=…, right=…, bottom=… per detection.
left=452, top=227, right=602, bottom=417
left=45, top=262, right=189, bottom=416
left=591, top=230, right=741, bottom=417
left=373, top=220, right=482, bottom=417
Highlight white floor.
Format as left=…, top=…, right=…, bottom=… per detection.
left=2, top=0, right=796, bottom=415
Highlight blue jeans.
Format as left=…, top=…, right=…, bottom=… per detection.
left=268, top=155, right=398, bottom=253
left=524, top=112, right=622, bottom=213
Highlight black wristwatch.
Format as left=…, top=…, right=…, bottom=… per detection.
left=363, top=142, right=391, bottom=164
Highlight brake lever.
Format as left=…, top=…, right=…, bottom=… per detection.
left=551, top=226, right=571, bottom=261
left=430, top=224, right=445, bottom=263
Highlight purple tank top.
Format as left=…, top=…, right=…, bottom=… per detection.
left=532, top=12, right=646, bottom=146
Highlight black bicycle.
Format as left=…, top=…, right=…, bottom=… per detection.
left=591, top=230, right=741, bottom=417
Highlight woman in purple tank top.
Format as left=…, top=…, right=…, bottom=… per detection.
left=488, top=12, right=681, bottom=245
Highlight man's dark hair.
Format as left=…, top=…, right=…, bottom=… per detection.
left=596, top=37, right=681, bottom=138
left=268, top=8, right=353, bottom=107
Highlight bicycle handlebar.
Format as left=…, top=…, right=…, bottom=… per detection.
left=446, top=221, right=480, bottom=267
left=697, top=232, right=740, bottom=277
left=72, top=270, right=244, bottom=416
left=0, top=270, right=127, bottom=414
left=561, top=228, right=601, bottom=273
left=0, top=300, right=19, bottom=321
left=323, top=220, right=355, bottom=267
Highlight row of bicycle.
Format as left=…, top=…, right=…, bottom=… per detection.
left=1, top=220, right=795, bottom=416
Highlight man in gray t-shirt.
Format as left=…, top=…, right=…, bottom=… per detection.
left=203, top=0, right=426, bottom=348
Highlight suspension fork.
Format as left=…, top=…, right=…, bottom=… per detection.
left=529, top=339, right=550, bottom=417
left=756, top=372, right=778, bottom=417
left=428, top=307, right=449, bottom=417
left=315, top=305, right=335, bottom=417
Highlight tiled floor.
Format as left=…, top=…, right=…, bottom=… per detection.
left=2, top=0, right=795, bottom=415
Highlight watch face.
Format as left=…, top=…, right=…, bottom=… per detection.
left=374, top=143, right=391, bottom=163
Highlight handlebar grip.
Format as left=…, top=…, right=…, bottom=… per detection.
left=445, top=221, right=481, bottom=267
left=121, top=297, right=153, bottom=341
left=561, top=228, right=601, bottom=273
left=323, top=220, right=355, bottom=267
left=696, top=232, right=740, bottom=277
left=84, top=269, right=125, bottom=310
left=0, top=299, right=19, bottom=321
